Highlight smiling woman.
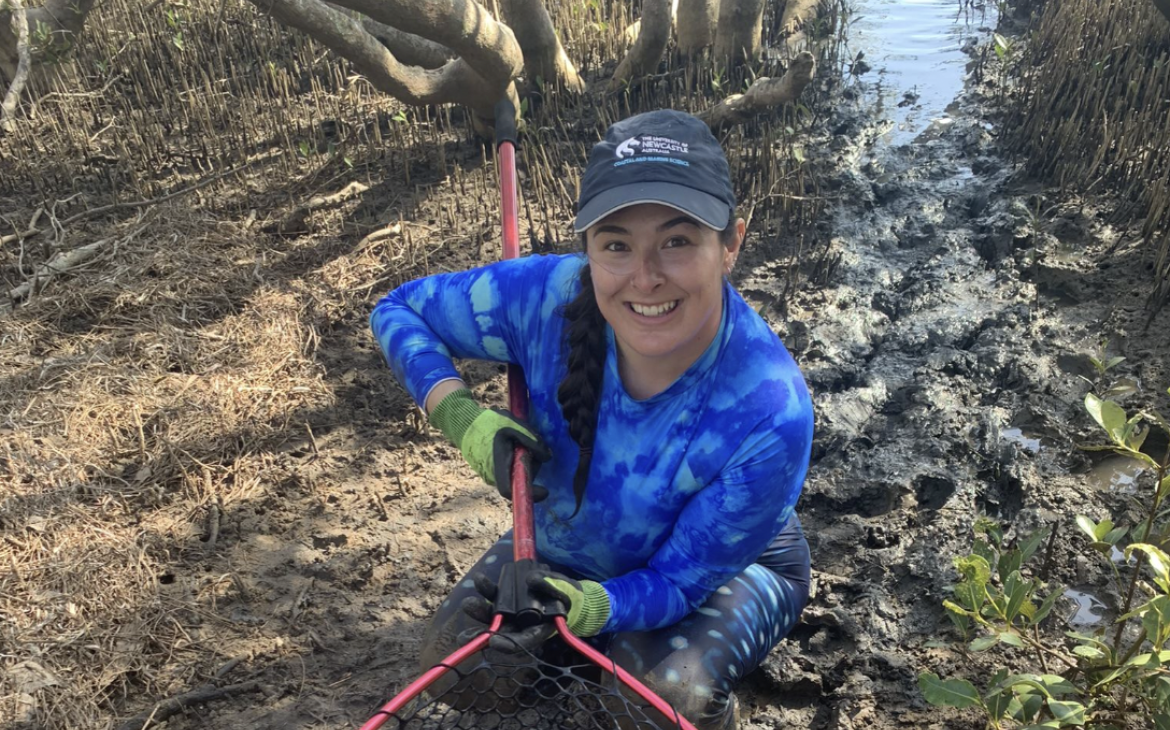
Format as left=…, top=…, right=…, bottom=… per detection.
left=370, top=109, right=814, bottom=730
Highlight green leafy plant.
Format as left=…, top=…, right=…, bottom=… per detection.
left=920, top=378, right=1170, bottom=728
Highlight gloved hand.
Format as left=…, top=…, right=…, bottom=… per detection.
left=461, top=572, right=556, bottom=653
left=429, top=389, right=551, bottom=501
left=527, top=568, right=611, bottom=638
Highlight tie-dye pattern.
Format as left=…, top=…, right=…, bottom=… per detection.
left=371, top=254, right=813, bottom=634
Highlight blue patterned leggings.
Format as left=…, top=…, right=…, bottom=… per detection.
left=419, top=515, right=811, bottom=730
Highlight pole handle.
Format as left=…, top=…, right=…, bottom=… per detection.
left=493, top=98, right=519, bottom=151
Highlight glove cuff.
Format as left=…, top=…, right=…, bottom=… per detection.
left=570, top=580, right=611, bottom=637
left=429, top=389, right=483, bottom=447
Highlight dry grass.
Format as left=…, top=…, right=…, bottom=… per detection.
left=1005, top=0, right=1170, bottom=313
left=1, top=205, right=338, bottom=728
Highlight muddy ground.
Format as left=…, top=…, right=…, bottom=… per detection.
left=4, top=8, right=1170, bottom=730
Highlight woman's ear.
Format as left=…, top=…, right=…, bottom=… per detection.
left=724, top=218, right=746, bottom=273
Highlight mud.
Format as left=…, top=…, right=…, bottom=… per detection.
left=736, top=34, right=1170, bottom=730
left=5, top=5, right=1170, bottom=730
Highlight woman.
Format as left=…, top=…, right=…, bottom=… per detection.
left=371, top=109, right=814, bottom=730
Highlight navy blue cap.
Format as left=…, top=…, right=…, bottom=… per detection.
left=574, top=110, right=736, bottom=233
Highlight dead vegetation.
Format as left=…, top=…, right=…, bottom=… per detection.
left=1005, top=0, right=1170, bottom=315
left=0, top=1, right=838, bottom=728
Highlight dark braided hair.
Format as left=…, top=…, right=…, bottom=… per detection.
left=556, top=256, right=607, bottom=518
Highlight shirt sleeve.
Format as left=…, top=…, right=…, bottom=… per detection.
left=599, top=391, right=814, bottom=633
left=369, top=255, right=564, bottom=408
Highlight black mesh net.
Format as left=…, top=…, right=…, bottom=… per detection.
left=376, top=633, right=687, bottom=730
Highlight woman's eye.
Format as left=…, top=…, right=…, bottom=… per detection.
left=664, top=236, right=691, bottom=249
left=604, top=241, right=630, bottom=253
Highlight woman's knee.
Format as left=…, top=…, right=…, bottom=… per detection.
left=647, top=673, right=738, bottom=730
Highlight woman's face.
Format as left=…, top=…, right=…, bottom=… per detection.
left=586, top=203, right=743, bottom=383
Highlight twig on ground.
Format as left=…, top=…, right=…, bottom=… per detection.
left=205, top=500, right=221, bottom=554
left=115, top=680, right=261, bottom=730
left=0, top=0, right=30, bottom=134
left=264, top=181, right=370, bottom=235
left=2, top=220, right=149, bottom=312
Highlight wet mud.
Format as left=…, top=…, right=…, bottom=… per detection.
left=736, top=43, right=1170, bottom=730
left=6, top=6, right=1170, bottom=730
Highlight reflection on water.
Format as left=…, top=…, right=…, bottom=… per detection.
left=1066, top=588, right=1108, bottom=628
left=1001, top=427, right=1042, bottom=454
left=847, top=0, right=998, bottom=146
left=1087, top=456, right=1148, bottom=494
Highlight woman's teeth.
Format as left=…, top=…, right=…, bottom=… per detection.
left=630, top=301, right=679, bottom=317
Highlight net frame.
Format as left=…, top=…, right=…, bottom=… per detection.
left=359, top=99, right=698, bottom=730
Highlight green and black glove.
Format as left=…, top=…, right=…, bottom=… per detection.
left=429, top=388, right=552, bottom=501
left=527, top=568, right=611, bottom=637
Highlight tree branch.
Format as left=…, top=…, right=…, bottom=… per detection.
left=359, top=17, right=452, bottom=69
left=0, top=0, right=29, bottom=133
left=248, top=0, right=514, bottom=115
left=326, top=0, right=521, bottom=88
left=499, top=0, right=584, bottom=92
left=610, top=0, right=672, bottom=90
left=697, top=51, right=816, bottom=129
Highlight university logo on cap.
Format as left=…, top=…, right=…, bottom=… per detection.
left=575, top=110, right=735, bottom=232
left=613, top=135, right=691, bottom=167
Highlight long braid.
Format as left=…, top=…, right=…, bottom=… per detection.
left=556, top=262, right=606, bottom=518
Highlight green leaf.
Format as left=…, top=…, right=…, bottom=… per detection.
left=918, top=672, right=982, bottom=709
left=1073, top=644, right=1105, bottom=659
left=999, top=550, right=1023, bottom=584
left=1155, top=712, right=1170, bottom=730
left=1160, top=474, right=1170, bottom=501
left=986, top=689, right=1013, bottom=721
left=1039, top=675, right=1076, bottom=696
left=1047, top=699, right=1086, bottom=725
left=944, top=599, right=974, bottom=617
left=1085, top=392, right=1128, bottom=445
left=973, top=537, right=997, bottom=566
left=1102, top=525, right=1128, bottom=545
left=1143, top=595, right=1170, bottom=649
left=1127, top=543, right=1170, bottom=593
left=1005, top=571, right=1030, bottom=622
left=1000, top=631, right=1025, bottom=648
left=955, top=554, right=992, bottom=585
left=1076, top=515, right=1099, bottom=542
left=1010, top=687, right=1048, bottom=725
left=1020, top=529, right=1049, bottom=563
left=1104, top=355, right=1126, bottom=371
left=970, top=635, right=999, bottom=651
left=995, top=674, right=1052, bottom=698
left=1034, top=586, right=1065, bottom=624
left=1008, top=692, right=1044, bottom=722
left=1126, top=650, right=1170, bottom=668
left=1154, top=676, right=1170, bottom=706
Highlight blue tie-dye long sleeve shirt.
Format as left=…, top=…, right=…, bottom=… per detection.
left=370, top=254, right=813, bottom=634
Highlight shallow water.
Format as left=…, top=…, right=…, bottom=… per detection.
left=847, top=0, right=997, bottom=146
left=1087, top=456, right=1148, bottom=494
left=1066, top=588, right=1108, bottom=628
left=1001, top=427, right=1042, bottom=455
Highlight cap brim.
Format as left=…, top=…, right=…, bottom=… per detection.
left=573, top=182, right=730, bottom=232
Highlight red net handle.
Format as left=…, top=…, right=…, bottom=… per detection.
left=496, top=123, right=538, bottom=564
